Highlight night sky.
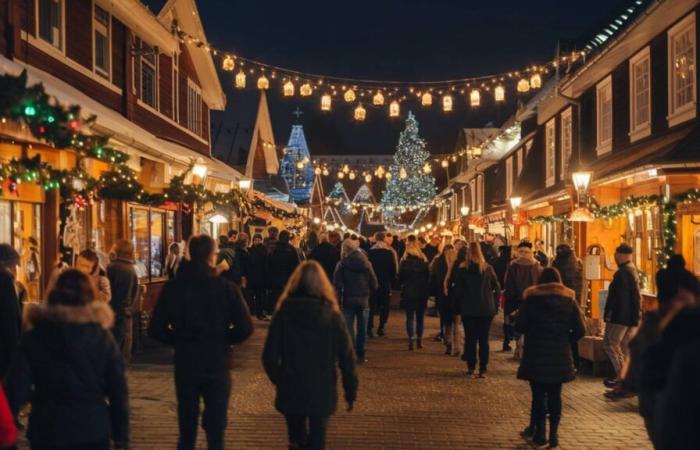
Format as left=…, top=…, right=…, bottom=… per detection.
left=145, top=0, right=626, bottom=162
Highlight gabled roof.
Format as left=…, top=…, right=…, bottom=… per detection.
left=157, top=0, right=226, bottom=110
left=245, top=91, right=279, bottom=179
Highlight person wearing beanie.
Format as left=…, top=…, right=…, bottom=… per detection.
left=0, top=244, right=21, bottom=380
left=602, top=243, right=642, bottom=391
left=267, top=230, right=301, bottom=308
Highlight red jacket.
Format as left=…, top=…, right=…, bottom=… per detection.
left=0, top=386, right=16, bottom=448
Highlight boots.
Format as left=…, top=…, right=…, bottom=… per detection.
left=408, top=339, right=414, bottom=351
left=549, top=416, right=560, bottom=448
left=532, top=419, right=547, bottom=447
left=416, top=338, right=423, bottom=349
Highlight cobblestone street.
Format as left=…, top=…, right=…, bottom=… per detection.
left=127, top=312, right=652, bottom=450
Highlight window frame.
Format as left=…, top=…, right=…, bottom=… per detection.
left=596, top=75, right=613, bottom=155
left=505, top=156, right=513, bottom=199
left=667, top=13, right=697, bottom=127
left=129, top=205, right=176, bottom=282
left=187, top=78, right=202, bottom=136
left=140, top=45, right=158, bottom=109
left=560, top=107, right=573, bottom=181
left=93, top=3, right=111, bottom=79
left=517, top=148, right=524, bottom=177
left=629, top=46, right=652, bottom=141
left=545, top=118, right=556, bottom=187
left=173, top=52, right=180, bottom=122
left=36, top=0, right=64, bottom=51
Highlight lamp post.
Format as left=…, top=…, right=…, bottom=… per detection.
left=570, top=171, right=595, bottom=222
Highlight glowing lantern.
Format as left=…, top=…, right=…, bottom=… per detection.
left=344, top=89, right=356, bottom=102
left=354, top=104, right=366, bottom=121
left=441, top=159, right=449, bottom=168
left=235, top=71, right=246, bottom=89
left=442, top=95, right=453, bottom=112
left=375, top=166, right=385, bottom=178
left=300, top=83, right=312, bottom=96
left=373, top=91, right=385, bottom=105
left=337, top=171, right=345, bottom=179
left=389, top=100, right=400, bottom=117
left=421, top=92, right=433, bottom=106
left=349, top=171, right=356, bottom=180
left=314, top=167, right=322, bottom=175
left=423, top=163, right=432, bottom=174
left=494, top=85, right=505, bottom=102
left=517, top=78, right=530, bottom=93
left=322, top=167, right=329, bottom=176
left=321, top=94, right=332, bottom=111
left=530, top=73, right=542, bottom=89
left=283, top=80, right=295, bottom=96
left=470, top=89, right=480, bottom=107
left=365, top=173, right=372, bottom=183
left=385, top=171, right=392, bottom=180
left=399, top=167, right=407, bottom=179
left=222, top=55, right=235, bottom=71
left=342, top=164, right=350, bottom=174
left=257, top=75, right=269, bottom=90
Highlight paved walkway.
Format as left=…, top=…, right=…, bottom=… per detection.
left=126, top=311, right=652, bottom=450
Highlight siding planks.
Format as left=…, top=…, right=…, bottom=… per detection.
left=65, top=0, right=92, bottom=70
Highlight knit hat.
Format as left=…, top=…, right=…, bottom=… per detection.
left=615, top=243, right=634, bottom=255
left=0, top=244, right=20, bottom=267
left=253, top=233, right=263, bottom=241
left=518, top=241, right=533, bottom=249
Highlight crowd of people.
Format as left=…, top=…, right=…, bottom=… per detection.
left=0, top=225, right=697, bottom=449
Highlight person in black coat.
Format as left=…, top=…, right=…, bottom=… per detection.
left=148, top=235, right=254, bottom=450
left=452, top=243, right=500, bottom=377
left=422, top=236, right=440, bottom=264
left=267, top=230, right=302, bottom=308
left=516, top=268, right=586, bottom=448
left=367, top=232, right=398, bottom=337
left=309, top=231, right=342, bottom=281
left=552, top=244, right=585, bottom=368
left=106, top=240, right=139, bottom=356
left=0, top=244, right=21, bottom=380
left=429, top=244, right=453, bottom=342
left=399, top=242, right=430, bottom=351
left=247, top=233, right=269, bottom=319
left=5, top=269, right=128, bottom=450
left=263, top=260, right=358, bottom=450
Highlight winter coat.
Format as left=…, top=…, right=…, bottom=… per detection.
left=399, top=255, right=430, bottom=308
left=247, top=243, right=268, bottom=289
left=333, top=250, right=378, bottom=308
left=4, top=302, right=128, bottom=447
left=604, top=262, right=641, bottom=326
left=534, top=250, right=549, bottom=268
left=0, top=268, right=20, bottom=379
left=95, top=274, right=112, bottom=303
left=515, top=282, right=586, bottom=384
left=430, top=254, right=453, bottom=316
left=504, top=249, right=543, bottom=315
left=262, top=296, right=358, bottom=416
left=106, top=258, right=139, bottom=316
left=480, top=242, right=498, bottom=265
left=267, top=242, right=301, bottom=290
left=552, top=250, right=584, bottom=304
left=422, top=244, right=439, bottom=264
left=309, top=242, right=341, bottom=281
left=0, top=386, right=15, bottom=448
left=452, top=263, right=501, bottom=318
left=368, top=242, right=398, bottom=285
left=217, top=243, right=241, bottom=285
left=148, top=261, right=254, bottom=373
left=264, top=237, right=279, bottom=255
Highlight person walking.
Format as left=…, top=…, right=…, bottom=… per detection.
left=309, top=231, right=341, bottom=281
left=442, top=246, right=462, bottom=356
left=552, top=244, right=584, bottom=369
left=235, top=232, right=252, bottom=311
left=533, top=239, right=549, bottom=268
left=76, top=248, right=112, bottom=303
left=248, top=233, right=269, bottom=320
left=217, top=235, right=241, bottom=286
left=503, top=241, right=543, bottom=357
left=5, top=269, right=129, bottom=450
left=602, top=243, right=641, bottom=391
left=367, top=232, right=398, bottom=338
left=0, top=244, right=21, bottom=381
left=453, top=243, right=500, bottom=378
left=165, top=242, right=182, bottom=279
left=106, top=240, right=139, bottom=358
left=429, top=244, right=453, bottom=342
left=333, top=239, right=377, bottom=364
left=267, top=230, right=302, bottom=309
left=263, top=261, right=358, bottom=450
left=148, top=235, right=254, bottom=450
left=399, top=241, right=430, bottom=351
left=516, top=268, right=586, bottom=448
left=264, top=226, right=280, bottom=254
left=422, top=235, right=440, bottom=264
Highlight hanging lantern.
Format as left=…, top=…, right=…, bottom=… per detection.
left=337, top=171, right=345, bottom=179
left=421, top=92, right=433, bottom=106
left=344, top=89, right=356, bottom=102
left=342, top=164, right=350, bottom=174
left=321, top=94, right=332, bottom=111
left=354, top=104, right=366, bottom=121
left=322, top=167, right=329, bottom=176
left=373, top=91, right=385, bottom=105
left=389, top=100, right=400, bottom=117
left=469, top=89, right=481, bottom=107
left=517, top=78, right=530, bottom=93
left=423, top=163, right=432, bottom=174
left=494, top=85, right=505, bottom=102
left=257, top=75, right=269, bottom=90
left=385, top=171, right=392, bottom=180
left=222, top=55, right=235, bottom=71
left=375, top=165, right=385, bottom=178
left=365, top=173, right=372, bottom=183
left=352, top=207, right=358, bottom=215
left=439, top=159, right=447, bottom=168
left=442, top=95, right=453, bottom=112
left=399, top=167, right=407, bottom=179
left=314, top=167, right=322, bottom=175
left=283, top=80, right=295, bottom=96
left=235, top=70, right=246, bottom=89
left=530, top=73, right=542, bottom=89
left=300, top=83, right=312, bottom=96
left=349, top=171, right=356, bottom=180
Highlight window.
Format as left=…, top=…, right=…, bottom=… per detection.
left=596, top=76, right=613, bottom=155
left=560, top=108, right=573, bottom=180
left=470, top=179, right=476, bottom=212
left=629, top=47, right=651, bottom=140
left=0, top=200, right=42, bottom=301
left=93, top=5, right=110, bottom=77
left=668, top=13, right=696, bottom=126
left=130, top=206, right=176, bottom=280
left=476, top=175, right=484, bottom=212
left=38, top=0, right=62, bottom=49
left=517, top=149, right=523, bottom=176
left=173, top=53, right=180, bottom=121
left=187, top=79, right=202, bottom=135
left=505, top=156, right=513, bottom=199
left=141, top=46, right=157, bottom=108
left=545, top=119, right=556, bottom=187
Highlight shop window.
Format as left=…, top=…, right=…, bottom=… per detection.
left=629, top=47, right=651, bottom=141
left=668, top=13, right=696, bottom=127
left=130, top=206, right=175, bottom=280
left=38, top=0, right=63, bottom=49
left=94, top=5, right=110, bottom=78
left=596, top=76, right=613, bottom=155
left=0, top=200, right=42, bottom=301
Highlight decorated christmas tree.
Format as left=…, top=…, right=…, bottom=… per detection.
left=381, top=112, right=436, bottom=219
left=327, top=181, right=351, bottom=214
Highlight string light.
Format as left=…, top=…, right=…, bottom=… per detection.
left=322, top=167, right=329, bottom=176
left=235, top=70, right=246, bottom=88
left=517, top=78, right=530, bottom=93
left=344, top=89, right=356, bottom=102
left=389, top=100, right=400, bottom=117
left=222, top=55, right=235, bottom=71
left=283, top=80, right=295, bottom=96
left=300, top=83, right=312, bottom=96
left=421, top=92, right=433, bottom=106
left=494, top=85, right=505, bottom=102
left=373, top=91, right=385, bottom=105
left=530, top=73, right=542, bottom=89
left=354, top=104, right=366, bottom=121
left=470, top=89, right=480, bottom=107
left=321, top=94, right=332, bottom=111
left=349, top=171, right=356, bottom=180
left=364, top=173, right=372, bottom=183
left=442, top=95, right=453, bottom=112
left=257, top=75, right=269, bottom=90
left=441, top=159, right=449, bottom=168
left=337, top=170, right=345, bottom=179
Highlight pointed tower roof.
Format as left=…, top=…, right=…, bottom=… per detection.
left=352, top=184, right=377, bottom=205
left=245, top=91, right=279, bottom=179
left=280, top=124, right=315, bottom=204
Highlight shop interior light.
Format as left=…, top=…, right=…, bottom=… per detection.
left=209, top=214, right=229, bottom=224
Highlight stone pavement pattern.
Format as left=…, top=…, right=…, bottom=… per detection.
left=124, top=312, right=651, bottom=450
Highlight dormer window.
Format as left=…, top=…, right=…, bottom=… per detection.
left=38, top=0, right=63, bottom=49
left=668, top=13, right=696, bottom=127
left=94, top=5, right=110, bottom=78
left=141, top=46, right=157, bottom=108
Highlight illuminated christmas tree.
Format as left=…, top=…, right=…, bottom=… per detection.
left=381, top=112, right=436, bottom=219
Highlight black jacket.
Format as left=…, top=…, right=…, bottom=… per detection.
left=368, top=244, right=397, bottom=285
left=5, top=302, right=128, bottom=447
left=106, top=258, right=138, bottom=316
left=422, top=244, right=439, bottom=264
left=217, top=243, right=241, bottom=285
left=534, top=250, right=549, bottom=268
left=267, top=242, right=301, bottom=290
left=148, top=261, right=254, bottom=373
left=0, top=269, right=20, bottom=379
left=247, top=243, right=268, bottom=288
left=604, top=262, right=641, bottom=326
left=333, top=250, right=378, bottom=308
left=552, top=249, right=584, bottom=304
left=399, top=255, right=430, bottom=308
left=262, top=296, right=358, bottom=416
left=452, top=263, right=500, bottom=318
left=309, top=242, right=341, bottom=281
left=504, top=250, right=543, bottom=315
left=515, top=283, right=586, bottom=384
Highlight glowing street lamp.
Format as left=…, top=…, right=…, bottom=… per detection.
left=510, top=196, right=522, bottom=211
left=238, top=179, right=252, bottom=192
left=572, top=171, right=592, bottom=195
left=460, top=206, right=470, bottom=216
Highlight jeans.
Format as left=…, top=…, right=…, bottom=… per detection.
left=529, top=382, right=562, bottom=437
left=285, top=414, right=329, bottom=450
left=174, top=369, right=231, bottom=450
left=404, top=302, right=426, bottom=340
left=462, top=316, right=493, bottom=372
left=251, top=287, right=267, bottom=318
left=343, top=304, right=369, bottom=359
left=368, top=282, right=391, bottom=332
left=603, top=322, right=638, bottom=377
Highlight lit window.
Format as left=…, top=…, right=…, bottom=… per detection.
left=141, top=47, right=157, bottom=108
left=629, top=47, right=651, bottom=140
left=505, top=156, right=513, bottom=199
left=517, top=149, right=523, bottom=176
left=668, top=13, right=696, bottom=126
left=187, top=79, right=202, bottom=136
left=94, top=5, right=110, bottom=77
left=560, top=108, right=573, bottom=180
left=38, top=0, right=62, bottom=49
left=545, top=119, right=556, bottom=186
left=596, top=76, right=613, bottom=155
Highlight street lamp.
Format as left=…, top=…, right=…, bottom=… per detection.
left=238, top=179, right=252, bottom=192
left=510, top=196, right=522, bottom=212
left=313, top=217, right=321, bottom=225
left=572, top=171, right=592, bottom=195
left=460, top=206, right=470, bottom=216
left=570, top=171, right=595, bottom=222
left=192, top=162, right=208, bottom=179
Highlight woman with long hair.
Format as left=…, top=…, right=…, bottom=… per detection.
left=443, top=246, right=464, bottom=357
left=399, top=241, right=430, bottom=350
left=516, top=267, right=585, bottom=448
left=452, top=242, right=501, bottom=377
left=263, top=260, right=358, bottom=450
left=75, top=248, right=111, bottom=303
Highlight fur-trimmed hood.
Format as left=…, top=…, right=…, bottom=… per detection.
left=524, top=282, right=575, bottom=300
left=512, top=247, right=538, bottom=266
left=24, top=301, right=114, bottom=330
